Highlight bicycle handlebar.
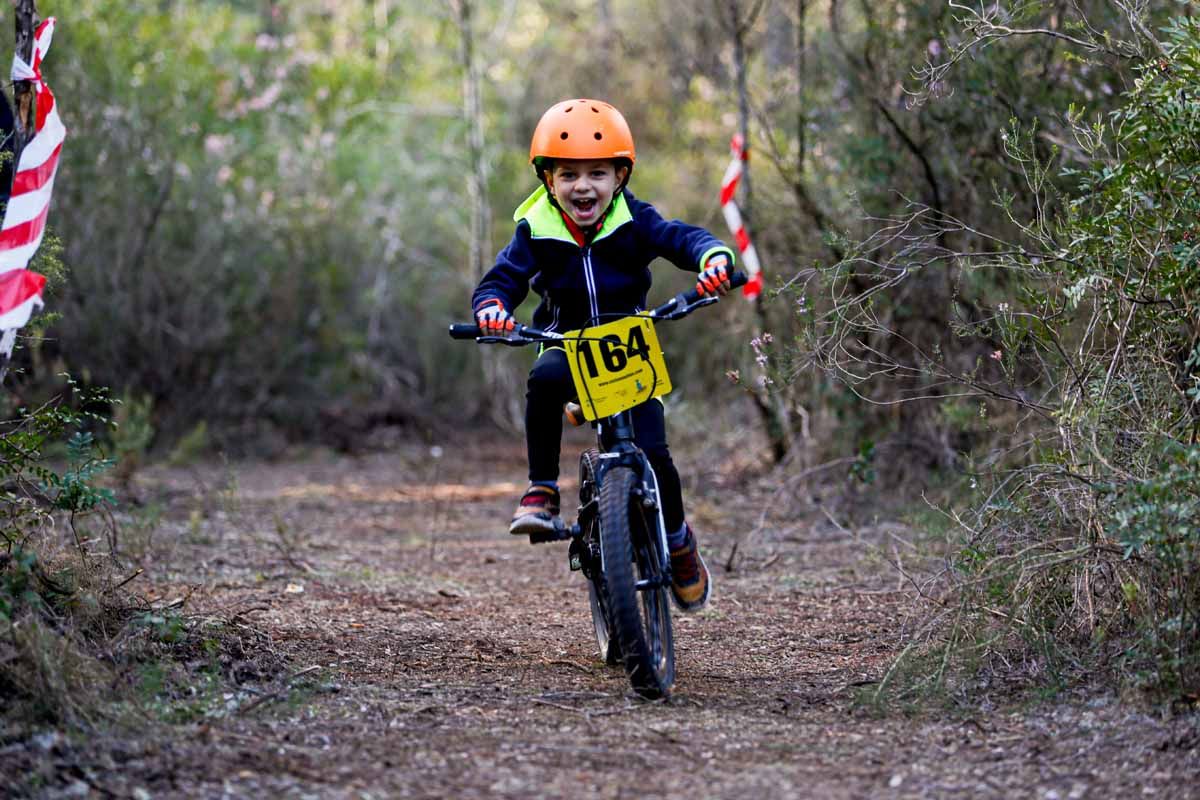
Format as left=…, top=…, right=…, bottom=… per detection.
left=648, top=270, right=749, bottom=319
left=449, top=271, right=749, bottom=341
left=449, top=323, right=488, bottom=340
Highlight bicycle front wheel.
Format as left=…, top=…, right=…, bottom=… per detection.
left=580, top=449, right=621, bottom=666
left=598, top=465, right=675, bottom=699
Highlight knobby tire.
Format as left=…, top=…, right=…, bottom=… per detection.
left=580, top=449, right=621, bottom=665
left=598, top=465, right=675, bottom=699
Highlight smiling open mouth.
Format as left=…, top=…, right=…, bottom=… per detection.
left=571, top=197, right=597, bottom=216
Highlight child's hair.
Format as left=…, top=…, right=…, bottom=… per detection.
left=529, top=99, right=636, bottom=183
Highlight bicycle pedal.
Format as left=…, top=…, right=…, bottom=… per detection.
left=528, top=519, right=573, bottom=544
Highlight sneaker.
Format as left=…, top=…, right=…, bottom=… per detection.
left=669, top=524, right=712, bottom=612
left=509, top=484, right=562, bottom=535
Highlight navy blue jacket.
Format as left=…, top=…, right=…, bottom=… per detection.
left=472, top=187, right=734, bottom=334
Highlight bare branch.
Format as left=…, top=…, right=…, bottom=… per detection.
left=909, top=1, right=1144, bottom=107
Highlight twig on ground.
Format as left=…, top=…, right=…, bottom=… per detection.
left=529, top=695, right=641, bottom=722
left=724, top=540, right=739, bottom=572
left=236, top=665, right=323, bottom=716
left=820, top=505, right=852, bottom=539
left=110, top=567, right=144, bottom=592
left=584, top=704, right=638, bottom=720
left=530, top=697, right=583, bottom=713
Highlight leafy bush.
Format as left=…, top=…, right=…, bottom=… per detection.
left=0, top=384, right=124, bottom=725
left=801, top=15, right=1200, bottom=702
left=978, top=17, right=1200, bottom=697
left=0, top=383, right=290, bottom=750
left=1108, top=443, right=1200, bottom=693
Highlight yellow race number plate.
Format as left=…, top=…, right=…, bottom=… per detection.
left=562, top=316, right=672, bottom=421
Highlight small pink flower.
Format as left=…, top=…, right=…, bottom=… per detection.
left=726, top=370, right=741, bottom=385
left=990, top=350, right=1003, bottom=361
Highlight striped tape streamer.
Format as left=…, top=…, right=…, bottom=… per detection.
left=719, top=134, right=763, bottom=301
left=0, top=17, right=62, bottom=351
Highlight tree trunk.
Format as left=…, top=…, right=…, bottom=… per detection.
left=598, top=0, right=615, bottom=90
left=796, top=0, right=807, bottom=176
left=373, top=0, right=391, bottom=68
left=449, top=0, right=491, bottom=282
left=449, top=0, right=521, bottom=429
left=0, top=0, right=38, bottom=381
left=12, top=0, right=38, bottom=165
left=731, top=5, right=753, bottom=228
left=727, top=0, right=792, bottom=463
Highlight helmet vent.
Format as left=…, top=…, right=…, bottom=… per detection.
left=560, top=131, right=569, bottom=139
left=594, top=132, right=603, bottom=140
left=591, top=106, right=599, bottom=112
left=564, top=106, right=572, bottom=113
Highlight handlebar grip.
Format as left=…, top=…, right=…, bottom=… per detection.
left=680, top=269, right=750, bottom=305
left=648, top=270, right=752, bottom=318
left=449, top=323, right=482, bottom=339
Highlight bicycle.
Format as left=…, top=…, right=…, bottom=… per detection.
left=450, top=271, right=747, bottom=699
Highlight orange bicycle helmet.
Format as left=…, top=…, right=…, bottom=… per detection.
left=529, top=99, right=636, bottom=180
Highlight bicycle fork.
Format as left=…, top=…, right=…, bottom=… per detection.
left=631, top=462, right=672, bottom=591
left=529, top=409, right=673, bottom=590
left=593, top=410, right=673, bottom=590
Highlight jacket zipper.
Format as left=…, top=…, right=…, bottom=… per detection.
left=583, top=246, right=600, bottom=325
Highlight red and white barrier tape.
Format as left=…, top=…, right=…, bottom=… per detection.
left=0, top=17, right=62, bottom=358
left=719, top=134, right=763, bottom=301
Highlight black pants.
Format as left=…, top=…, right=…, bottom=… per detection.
left=526, top=347, right=686, bottom=533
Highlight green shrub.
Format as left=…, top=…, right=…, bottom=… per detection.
left=1, top=383, right=290, bottom=747
left=0, top=385, right=123, bottom=725
left=809, top=16, right=1200, bottom=703
left=1109, top=443, right=1200, bottom=693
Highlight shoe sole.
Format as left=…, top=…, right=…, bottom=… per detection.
left=509, top=514, right=562, bottom=535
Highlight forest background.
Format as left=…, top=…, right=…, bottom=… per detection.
left=3, top=0, right=1200, bottom=711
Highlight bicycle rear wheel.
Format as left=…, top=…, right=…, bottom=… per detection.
left=598, top=465, right=675, bottom=699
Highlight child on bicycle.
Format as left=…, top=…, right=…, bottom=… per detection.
left=471, top=99, right=734, bottom=613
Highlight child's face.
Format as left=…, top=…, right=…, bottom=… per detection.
left=546, top=159, right=628, bottom=228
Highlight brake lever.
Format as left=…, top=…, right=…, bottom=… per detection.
left=660, top=295, right=720, bottom=321
left=477, top=334, right=527, bottom=346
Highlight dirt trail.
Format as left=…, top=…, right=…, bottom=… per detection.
left=50, top=441, right=1200, bottom=798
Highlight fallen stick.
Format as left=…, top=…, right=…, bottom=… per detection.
left=236, top=665, right=323, bottom=716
